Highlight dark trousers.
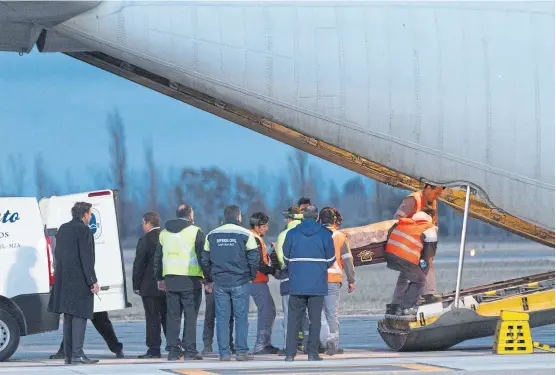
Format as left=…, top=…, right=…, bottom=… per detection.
left=385, top=253, right=426, bottom=309
left=203, top=290, right=234, bottom=349
left=142, top=296, right=167, bottom=354
left=167, top=289, right=202, bottom=356
left=63, top=314, right=87, bottom=358
left=286, top=295, right=324, bottom=357
left=58, top=311, right=123, bottom=354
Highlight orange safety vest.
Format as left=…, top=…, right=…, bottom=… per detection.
left=251, top=229, right=269, bottom=283
left=385, top=218, right=435, bottom=265
left=327, top=229, right=346, bottom=283
left=407, top=191, right=438, bottom=225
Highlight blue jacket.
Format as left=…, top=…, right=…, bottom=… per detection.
left=283, top=220, right=336, bottom=296
left=201, top=220, right=260, bottom=287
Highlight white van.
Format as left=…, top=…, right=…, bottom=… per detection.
left=0, top=189, right=129, bottom=361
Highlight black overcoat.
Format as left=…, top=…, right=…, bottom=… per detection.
left=48, top=217, right=97, bottom=319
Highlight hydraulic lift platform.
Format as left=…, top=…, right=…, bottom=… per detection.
left=377, top=272, right=555, bottom=351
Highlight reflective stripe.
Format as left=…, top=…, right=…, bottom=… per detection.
left=392, top=230, right=423, bottom=249
left=388, top=239, right=421, bottom=258
left=341, top=253, right=353, bottom=260
left=327, top=269, right=342, bottom=274
left=210, top=228, right=251, bottom=236
left=327, top=261, right=342, bottom=274
left=280, top=278, right=289, bottom=283
left=284, top=256, right=336, bottom=262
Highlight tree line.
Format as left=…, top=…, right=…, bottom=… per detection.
left=0, top=108, right=519, bottom=242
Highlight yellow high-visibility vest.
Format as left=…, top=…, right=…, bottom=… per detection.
left=160, top=225, right=203, bottom=277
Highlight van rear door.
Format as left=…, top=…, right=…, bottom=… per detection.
left=39, top=190, right=129, bottom=312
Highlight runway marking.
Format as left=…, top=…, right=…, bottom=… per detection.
left=168, top=363, right=452, bottom=374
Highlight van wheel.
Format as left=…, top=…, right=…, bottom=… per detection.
left=0, top=309, right=19, bottom=362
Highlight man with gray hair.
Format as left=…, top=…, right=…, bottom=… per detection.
left=282, top=205, right=336, bottom=362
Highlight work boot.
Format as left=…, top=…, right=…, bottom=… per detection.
left=325, top=341, right=338, bottom=356
left=386, top=303, right=401, bottom=315
left=423, top=294, right=443, bottom=304
left=202, top=344, right=213, bottom=355
left=253, top=345, right=279, bottom=355
left=236, top=352, right=254, bottom=361
left=308, top=354, right=323, bottom=361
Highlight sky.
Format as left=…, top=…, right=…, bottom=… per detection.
left=0, top=49, right=359, bottom=196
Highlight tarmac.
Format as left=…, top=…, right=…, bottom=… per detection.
left=1, top=316, right=554, bottom=374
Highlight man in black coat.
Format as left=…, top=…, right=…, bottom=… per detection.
left=133, top=211, right=167, bottom=359
left=48, top=202, right=99, bottom=365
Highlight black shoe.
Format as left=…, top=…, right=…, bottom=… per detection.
left=184, top=353, right=203, bottom=361
left=167, top=352, right=184, bottom=361
left=308, top=354, right=323, bottom=361
left=138, top=353, right=161, bottom=359
left=285, top=356, right=294, bottom=362
left=423, top=294, right=443, bottom=303
left=64, top=359, right=71, bottom=365
left=386, top=303, right=401, bottom=314
left=236, top=352, right=254, bottom=361
left=115, top=351, right=124, bottom=359
left=253, top=345, right=280, bottom=355
left=71, top=355, right=99, bottom=364
left=202, top=344, right=213, bottom=355
left=277, top=348, right=286, bottom=356
left=50, top=352, right=65, bottom=360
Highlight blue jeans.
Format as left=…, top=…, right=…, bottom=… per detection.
left=214, top=282, right=250, bottom=357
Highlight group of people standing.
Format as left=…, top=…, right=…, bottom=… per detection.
left=47, top=184, right=444, bottom=365
left=133, top=198, right=357, bottom=362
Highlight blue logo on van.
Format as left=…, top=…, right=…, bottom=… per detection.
left=88, top=208, right=102, bottom=240
left=1, top=210, right=20, bottom=224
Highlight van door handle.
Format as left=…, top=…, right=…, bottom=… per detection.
left=100, top=286, right=110, bottom=291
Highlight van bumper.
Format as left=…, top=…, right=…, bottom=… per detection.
left=11, top=293, right=59, bottom=335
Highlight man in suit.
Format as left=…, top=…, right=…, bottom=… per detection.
left=48, top=202, right=100, bottom=365
left=133, top=211, right=167, bottom=359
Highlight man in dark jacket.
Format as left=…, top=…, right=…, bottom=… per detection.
left=48, top=202, right=99, bottom=365
left=282, top=205, right=336, bottom=362
left=201, top=205, right=260, bottom=362
left=133, top=211, right=166, bottom=359
left=154, top=204, right=206, bottom=361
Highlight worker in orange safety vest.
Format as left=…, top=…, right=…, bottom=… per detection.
left=318, top=207, right=355, bottom=356
left=385, top=208, right=438, bottom=315
left=249, top=212, right=279, bottom=354
left=393, top=184, right=444, bottom=304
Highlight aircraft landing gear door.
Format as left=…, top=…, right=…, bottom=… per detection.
left=39, top=190, right=128, bottom=313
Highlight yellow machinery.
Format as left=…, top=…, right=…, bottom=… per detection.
left=492, top=311, right=533, bottom=354
left=377, top=272, right=554, bottom=351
